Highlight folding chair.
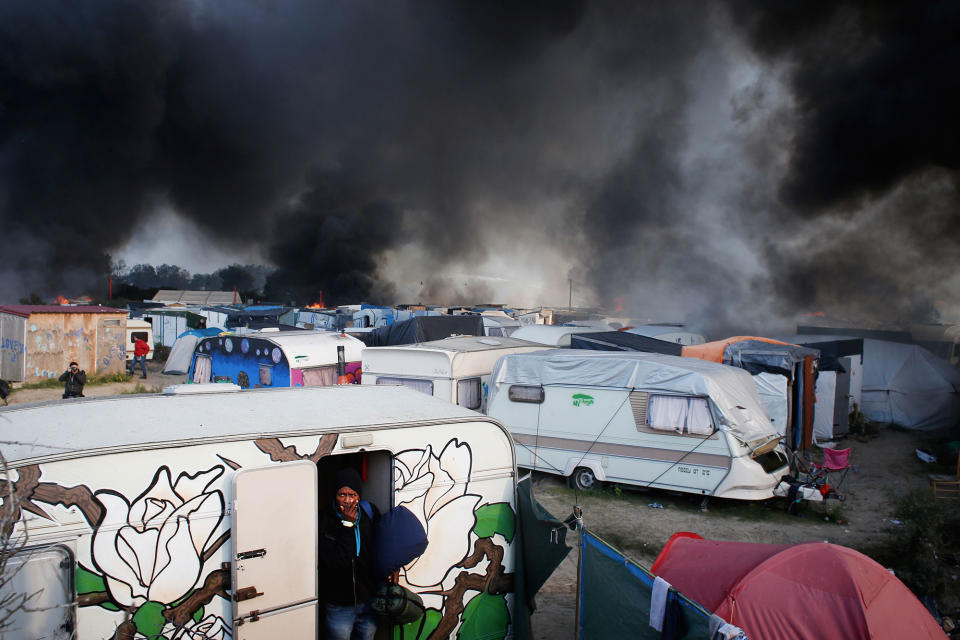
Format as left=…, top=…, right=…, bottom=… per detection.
left=812, top=448, right=852, bottom=491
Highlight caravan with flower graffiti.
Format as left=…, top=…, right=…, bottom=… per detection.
left=0, top=384, right=538, bottom=640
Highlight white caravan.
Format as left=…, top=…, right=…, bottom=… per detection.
left=487, top=350, right=788, bottom=500
left=124, top=318, right=155, bottom=362
left=0, top=385, right=523, bottom=640
left=362, top=335, right=550, bottom=411
left=509, top=325, right=606, bottom=347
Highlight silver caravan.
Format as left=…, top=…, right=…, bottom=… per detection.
left=361, top=336, right=550, bottom=411
left=0, top=385, right=529, bottom=640
left=487, top=350, right=788, bottom=500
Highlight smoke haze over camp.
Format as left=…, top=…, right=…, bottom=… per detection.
left=1, top=1, right=957, bottom=336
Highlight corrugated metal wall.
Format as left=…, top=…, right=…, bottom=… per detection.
left=0, top=312, right=27, bottom=381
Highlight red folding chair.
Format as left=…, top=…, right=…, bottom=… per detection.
left=812, top=448, right=852, bottom=492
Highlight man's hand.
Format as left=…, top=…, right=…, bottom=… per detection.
left=341, top=500, right=359, bottom=521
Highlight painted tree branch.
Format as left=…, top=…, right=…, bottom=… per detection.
left=1, top=464, right=103, bottom=534
left=163, top=568, right=231, bottom=627
left=255, top=433, right=338, bottom=463
left=202, top=530, right=231, bottom=562
left=426, top=538, right=515, bottom=640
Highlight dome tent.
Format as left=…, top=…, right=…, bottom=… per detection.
left=652, top=533, right=946, bottom=640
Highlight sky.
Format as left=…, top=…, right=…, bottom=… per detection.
left=1, top=1, right=958, bottom=336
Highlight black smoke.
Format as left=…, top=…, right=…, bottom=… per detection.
left=1, top=1, right=958, bottom=332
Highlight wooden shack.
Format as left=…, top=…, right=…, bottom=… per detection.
left=0, top=305, right=129, bottom=383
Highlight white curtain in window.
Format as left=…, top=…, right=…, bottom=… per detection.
left=376, top=377, right=434, bottom=395
left=302, top=365, right=337, bottom=387
left=648, top=396, right=687, bottom=432
left=259, top=365, right=273, bottom=386
left=457, top=378, right=481, bottom=409
left=192, top=355, right=212, bottom=384
left=685, top=398, right=714, bottom=435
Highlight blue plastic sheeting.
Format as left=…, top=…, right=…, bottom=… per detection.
left=177, top=327, right=225, bottom=339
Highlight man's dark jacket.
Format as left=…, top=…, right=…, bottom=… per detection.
left=59, top=370, right=86, bottom=397
left=318, top=502, right=379, bottom=606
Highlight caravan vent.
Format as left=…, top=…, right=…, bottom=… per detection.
left=629, top=391, right=649, bottom=430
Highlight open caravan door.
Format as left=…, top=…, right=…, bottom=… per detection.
left=232, top=461, right=318, bottom=639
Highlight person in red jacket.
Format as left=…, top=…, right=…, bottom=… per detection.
left=128, top=337, right=150, bottom=379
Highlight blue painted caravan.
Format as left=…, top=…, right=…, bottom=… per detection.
left=189, top=329, right=365, bottom=388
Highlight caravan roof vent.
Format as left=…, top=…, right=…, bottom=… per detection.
left=163, top=384, right=242, bottom=395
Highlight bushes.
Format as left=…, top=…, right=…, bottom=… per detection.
left=867, top=489, right=960, bottom=602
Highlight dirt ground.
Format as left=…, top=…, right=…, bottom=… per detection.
left=528, top=426, right=952, bottom=639
left=4, top=359, right=186, bottom=405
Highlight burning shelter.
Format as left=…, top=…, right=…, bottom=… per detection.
left=0, top=305, right=129, bottom=383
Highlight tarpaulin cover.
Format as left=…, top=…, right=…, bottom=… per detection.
left=577, top=529, right=712, bottom=640
left=753, top=372, right=788, bottom=436
left=491, top=350, right=777, bottom=443
left=683, top=337, right=819, bottom=377
left=358, top=315, right=484, bottom=347
left=163, top=328, right=226, bottom=374
left=652, top=534, right=947, bottom=640
left=513, top=475, right=571, bottom=640
left=858, top=338, right=960, bottom=430
left=570, top=331, right=682, bottom=355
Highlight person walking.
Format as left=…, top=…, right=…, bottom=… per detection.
left=318, top=467, right=379, bottom=640
left=59, top=362, right=86, bottom=399
left=129, top=337, right=150, bottom=379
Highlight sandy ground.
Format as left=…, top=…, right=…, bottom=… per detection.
left=529, top=426, right=946, bottom=639
left=4, top=360, right=187, bottom=405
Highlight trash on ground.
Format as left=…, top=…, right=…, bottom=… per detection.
left=916, top=448, right=937, bottom=463
left=889, top=519, right=903, bottom=525
left=647, top=502, right=664, bottom=509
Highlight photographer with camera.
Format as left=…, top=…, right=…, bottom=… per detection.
left=59, top=362, right=86, bottom=399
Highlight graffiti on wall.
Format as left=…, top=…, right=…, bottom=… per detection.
left=1, top=337, right=25, bottom=364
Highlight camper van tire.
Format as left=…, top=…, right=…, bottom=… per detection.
left=570, top=466, right=598, bottom=491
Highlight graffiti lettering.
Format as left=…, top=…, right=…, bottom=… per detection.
left=1, top=337, right=26, bottom=363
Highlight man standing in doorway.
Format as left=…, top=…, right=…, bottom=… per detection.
left=318, top=467, right=379, bottom=640
left=129, top=337, right=149, bottom=379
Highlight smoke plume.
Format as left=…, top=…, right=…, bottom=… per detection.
left=0, top=1, right=957, bottom=336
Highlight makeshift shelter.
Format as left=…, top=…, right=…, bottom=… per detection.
left=777, top=335, right=865, bottom=441
left=509, top=324, right=605, bottom=347
left=570, top=331, right=682, bottom=355
left=683, top=337, right=819, bottom=450
left=162, top=327, right=224, bottom=375
left=857, top=338, right=960, bottom=430
left=652, top=533, right=946, bottom=640
left=358, top=315, right=484, bottom=347
left=0, top=305, right=129, bottom=382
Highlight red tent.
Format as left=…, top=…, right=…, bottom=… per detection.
left=652, top=533, right=947, bottom=640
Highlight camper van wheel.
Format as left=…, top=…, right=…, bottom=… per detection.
left=570, top=467, right=598, bottom=491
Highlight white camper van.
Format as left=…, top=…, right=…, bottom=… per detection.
left=487, top=350, right=788, bottom=500
left=509, top=325, right=606, bottom=347
left=0, top=385, right=523, bottom=640
left=125, top=318, right=154, bottom=362
left=361, top=336, right=550, bottom=411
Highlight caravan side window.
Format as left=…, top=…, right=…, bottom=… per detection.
left=376, top=377, right=434, bottom=395
left=193, top=354, right=212, bottom=383
left=633, top=392, right=715, bottom=436
left=259, top=364, right=273, bottom=386
left=457, top=378, right=481, bottom=410
left=508, top=385, right=545, bottom=404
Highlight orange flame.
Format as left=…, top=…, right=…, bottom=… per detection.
left=613, top=296, right=625, bottom=313
left=55, top=295, right=70, bottom=305
left=304, top=291, right=325, bottom=309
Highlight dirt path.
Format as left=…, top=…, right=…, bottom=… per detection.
left=5, top=360, right=187, bottom=405
left=529, top=426, right=942, bottom=639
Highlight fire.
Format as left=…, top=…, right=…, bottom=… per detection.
left=54, top=295, right=70, bottom=305
left=304, top=291, right=325, bottom=309
left=613, top=296, right=625, bottom=313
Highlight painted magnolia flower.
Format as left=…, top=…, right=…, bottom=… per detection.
left=92, top=466, right=225, bottom=608
left=178, top=614, right=231, bottom=640
left=394, top=440, right=480, bottom=587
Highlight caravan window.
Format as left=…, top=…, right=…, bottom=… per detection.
left=130, top=331, right=149, bottom=343
left=376, top=377, right=434, bottom=395
left=259, top=364, right=273, bottom=386
left=509, top=385, right=545, bottom=404
left=646, top=395, right=715, bottom=436
left=457, top=378, right=482, bottom=410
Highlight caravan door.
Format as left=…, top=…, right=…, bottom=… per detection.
left=232, top=460, right=318, bottom=639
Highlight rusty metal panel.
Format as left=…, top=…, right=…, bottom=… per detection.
left=0, top=312, right=27, bottom=381
left=22, top=312, right=128, bottom=383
